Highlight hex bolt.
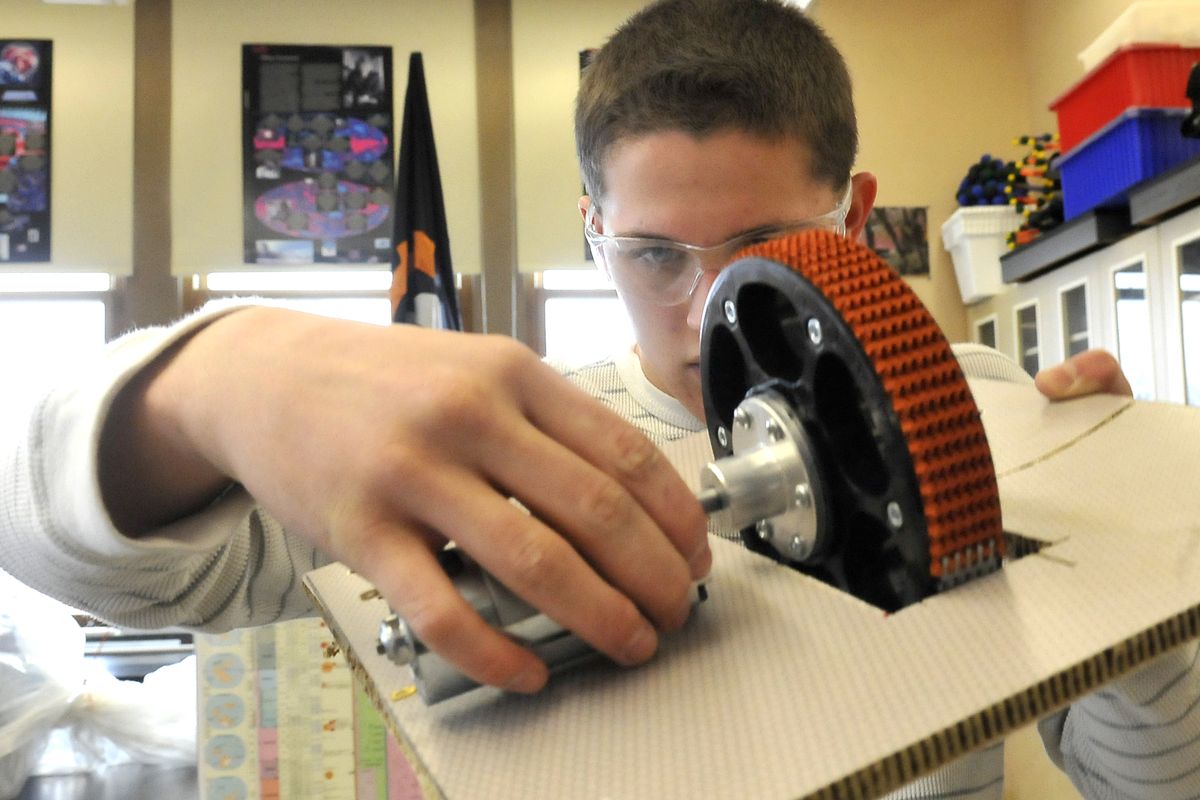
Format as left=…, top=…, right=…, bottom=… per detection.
left=807, top=318, right=823, bottom=345
left=723, top=298, right=737, bottom=325
left=794, top=483, right=812, bottom=509
left=886, top=501, right=903, bottom=529
left=790, top=536, right=808, bottom=559
left=377, top=614, right=415, bottom=665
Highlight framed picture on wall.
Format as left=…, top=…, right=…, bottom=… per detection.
left=863, top=205, right=930, bottom=277
left=242, top=44, right=394, bottom=265
left=0, top=39, right=52, bottom=264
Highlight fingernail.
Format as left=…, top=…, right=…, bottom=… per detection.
left=621, top=623, right=658, bottom=665
left=1040, top=363, right=1076, bottom=396
left=503, top=664, right=546, bottom=693
left=689, top=541, right=713, bottom=578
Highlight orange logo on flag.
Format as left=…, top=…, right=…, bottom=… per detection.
left=390, top=230, right=438, bottom=311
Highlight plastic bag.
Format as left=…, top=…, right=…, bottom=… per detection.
left=59, top=656, right=196, bottom=770
left=0, top=579, right=83, bottom=798
left=0, top=572, right=196, bottom=798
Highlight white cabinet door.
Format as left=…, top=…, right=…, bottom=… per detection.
left=1158, top=205, right=1200, bottom=406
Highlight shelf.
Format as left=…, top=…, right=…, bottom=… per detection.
left=1129, top=154, right=1200, bottom=225
left=1000, top=207, right=1132, bottom=283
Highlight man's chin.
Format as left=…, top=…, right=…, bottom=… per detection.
left=681, top=365, right=705, bottom=419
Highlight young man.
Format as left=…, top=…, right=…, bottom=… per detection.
left=0, top=0, right=1189, bottom=797
left=561, top=1, right=1194, bottom=798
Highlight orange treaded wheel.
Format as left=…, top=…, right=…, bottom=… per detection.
left=700, top=229, right=1004, bottom=612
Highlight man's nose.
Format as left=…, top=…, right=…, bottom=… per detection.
left=686, top=269, right=721, bottom=330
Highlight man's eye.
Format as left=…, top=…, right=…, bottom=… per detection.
left=627, top=244, right=687, bottom=270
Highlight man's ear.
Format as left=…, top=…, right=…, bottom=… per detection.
left=579, top=195, right=611, bottom=280
left=844, top=171, right=877, bottom=241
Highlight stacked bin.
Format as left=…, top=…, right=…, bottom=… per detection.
left=1051, top=42, right=1200, bottom=220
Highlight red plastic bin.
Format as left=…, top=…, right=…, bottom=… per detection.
left=1050, top=43, right=1200, bottom=153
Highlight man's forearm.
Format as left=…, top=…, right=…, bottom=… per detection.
left=97, top=315, right=240, bottom=535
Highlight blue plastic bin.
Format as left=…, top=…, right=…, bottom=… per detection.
left=1059, top=108, right=1200, bottom=220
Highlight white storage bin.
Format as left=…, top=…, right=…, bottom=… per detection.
left=940, top=206, right=1021, bottom=304
left=1079, top=1, right=1200, bottom=72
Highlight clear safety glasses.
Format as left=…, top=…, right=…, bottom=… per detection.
left=584, top=183, right=852, bottom=306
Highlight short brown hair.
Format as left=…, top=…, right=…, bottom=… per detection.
left=575, top=0, right=857, bottom=201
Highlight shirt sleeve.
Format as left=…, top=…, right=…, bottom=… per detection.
left=0, top=302, right=329, bottom=632
left=1039, top=641, right=1200, bottom=798
left=951, top=342, right=1033, bottom=385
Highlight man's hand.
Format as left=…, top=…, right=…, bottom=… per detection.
left=100, top=307, right=711, bottom=694
left=1034, top=349, right=1133, bottom=400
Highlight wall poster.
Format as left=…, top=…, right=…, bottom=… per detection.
left=242, top=44, right=394, bottom=265
left=863, top=206, right=930, bottom=277
left=0, top=40, right=51, bottom=263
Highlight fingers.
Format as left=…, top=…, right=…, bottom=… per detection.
left=511, top=362, right=711, bottom=632
left=367, top=351, right=705, bottom=670
left=399, top=343, right=707, bottom=636
left=355, top=523, right=550, bottom=694
left=389, top=463, right=666, bottom=672
left=1034, top=349, right=1133, bottom=400
left=521, top=360, right=712, bottom=581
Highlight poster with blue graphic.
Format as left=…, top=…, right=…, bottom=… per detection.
left=242, top=44, right=393, bottom=265
left=0, top=39, right=51, bottom=263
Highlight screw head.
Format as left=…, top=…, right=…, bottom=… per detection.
left=377, top=614, right=415, bottom=665
left=886, top=501, right=903, bottom=528
left=733, top=407, right=751, bottom=429
left=807, top=318, right=823, bottom=345
left=794, top=483, right=812, bottom=509
left=755, top=519, right=773, bottom=541
left=723, top=298, right=737, bottom=325
left=789, top=535, right=809, bottom=559
left=765, top=419, right=784, bottom=441
left=716, top=425, right=729, bottom=448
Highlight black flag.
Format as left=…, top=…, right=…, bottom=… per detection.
left=390, top=52, right=461, bottom=329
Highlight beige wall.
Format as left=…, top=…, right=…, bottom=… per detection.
left=169, top=0, right=480, bottom=274
left=1, top=0, right=133, bottom=272
left=510, top=0, right=646, bottom=277
left=815, top=0, right=1035, bottom=343
left=1020, top=0, right=1148, bottom=136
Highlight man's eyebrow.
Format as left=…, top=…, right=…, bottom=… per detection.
left=732, top=221, right=795, bottom=239
left=611, top=228, right=677, bottom=241
left=612, top=220, right=797, bottom=244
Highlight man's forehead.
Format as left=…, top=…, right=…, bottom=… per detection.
left=597, top=131, right=835, bottom=242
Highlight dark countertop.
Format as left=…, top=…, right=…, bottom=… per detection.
left=17, top=765, right=198, bottom=800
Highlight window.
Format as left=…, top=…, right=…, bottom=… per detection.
left=1179, top=238, right=1200, bottom=407
left=192, top=270, right=392, bottom=325
left=534, top=269, right=635, bottom=364
left=1060, top=283, right=1089, bottom=358
left=1112, top=262, right=1155, bottom=400
left=1015, top=302, right=1040, bottom=377
left=0, top=272, right=112, bottom=406
left=975, top=316, right=997, bottom=350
